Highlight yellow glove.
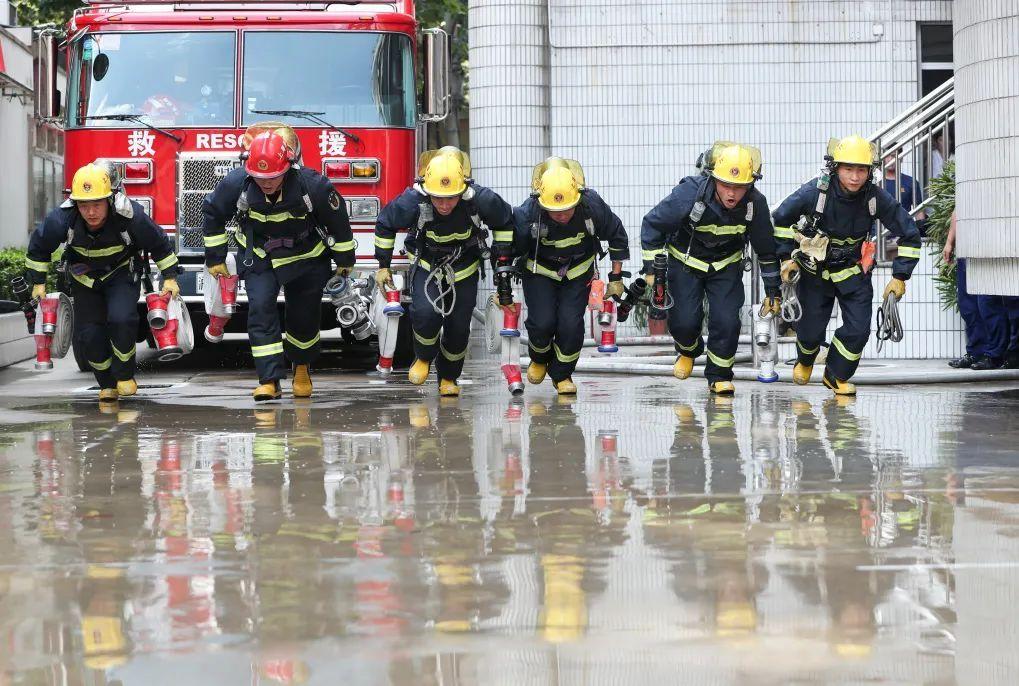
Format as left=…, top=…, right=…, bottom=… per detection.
left=883, top=277, right=906, bottom=300
left=31, top=284, right=47, bottom=300
left=335, top=266, right=352, bottom=278
left=208, top=263, right=230, bottom=278
left=161, top=278, right=180, bottom=298
left=780, top=259, right=799, bottom=283
left=605, top=279, right=625, bottom=299
left=644, top=273, right=655, bottom=287
left=759, top=297, right=781, bottom=317
left=375, top=268, right=394, bottom=289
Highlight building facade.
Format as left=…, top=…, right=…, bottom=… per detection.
left=469, top=0, right=963, bottom=358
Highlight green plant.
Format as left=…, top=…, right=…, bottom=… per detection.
left=0, top=247, right=57, bottom=301
left=925, top=161, right=956, bottom=311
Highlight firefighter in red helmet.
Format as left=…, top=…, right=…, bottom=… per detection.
left=202, top=131, right=356, bottom=401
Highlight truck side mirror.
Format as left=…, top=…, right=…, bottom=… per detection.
left=420, top=28, right=450, bottom=123
left=34, top=32, right=60, bottom=119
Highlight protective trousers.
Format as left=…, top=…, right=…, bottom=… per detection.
left=957, top=259, right=1009, bottom=361
left=243, top=256, right=331, bottom=384
left=522, top=272, right=592, bottom=383
left=793, top=271, right=872, bottom=381
left=410, top=266, right=478, bottom=381
left=71, top=270, right=140, bottom=389
left=666, top=256, right=744, bottom=384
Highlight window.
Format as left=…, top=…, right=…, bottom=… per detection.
left=69, top=32, right=236, bottom=127
left=242, top=32, right=415, bottom=127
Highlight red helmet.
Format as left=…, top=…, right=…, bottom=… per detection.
left=245, top=131, right=291, bottom=179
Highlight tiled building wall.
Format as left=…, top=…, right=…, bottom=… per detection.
left=470, top=0, right=964, bottom=357
left=954, top=0, right=1019, bottom=296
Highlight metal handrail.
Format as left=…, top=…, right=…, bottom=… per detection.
left=868, top=77, right=954, bottom=142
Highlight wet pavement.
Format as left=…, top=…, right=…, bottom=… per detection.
left=2, top=348, right=1019, bottom=684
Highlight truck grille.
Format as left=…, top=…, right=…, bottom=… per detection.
left=177, top=154, right=243, bottom=254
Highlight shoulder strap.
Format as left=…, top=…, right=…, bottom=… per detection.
left=867, top=187, right=877, bottom=217
left=417, top=202, right=434, bottom=233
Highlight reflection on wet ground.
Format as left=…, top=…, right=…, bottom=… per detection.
left=2, top=362, right=1019, bottom=684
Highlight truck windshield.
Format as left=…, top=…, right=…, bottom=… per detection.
left=242, top=32, right=415, bottom=128
left=70, top=32, right=236, bottom=128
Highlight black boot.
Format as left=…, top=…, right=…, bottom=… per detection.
left=948, top=353, right=978, bottom=369
left=971, top=356, right=1003, bottom=371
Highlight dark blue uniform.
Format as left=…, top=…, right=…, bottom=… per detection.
left=374, top=184, right=513, bottom=381
left=512, top=190, right=629, bottom=383
left=773, top=177, right=921, bottom=381
left=202, top=166, right=355, bottom=384
left=26, top=201, right=179, bottom=389
left=642, top=176, right=780, bottom=384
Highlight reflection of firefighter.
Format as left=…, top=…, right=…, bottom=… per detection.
left=642, top=143, right=781, bottom=395
left=773, top=136, right=922, bottom=396
left=525, top=400, right=628, bottom=641
left=375, top=147, right=514, bottom=396
left=640, top=397, right=767, bottom=639
left=511, top=158, right=631, bottom=395
left=26, top=163, right=180, bottom=402
left=203, top=131, right=356, bottom=400
left=406, top=400, right=512, bottom=634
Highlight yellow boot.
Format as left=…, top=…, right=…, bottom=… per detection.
left=792, top=363, right=813, bottom=386
left=823, top=371, right=856, bottom=396
left=673, top=355, right=695, bottom=380
left=116, top=379, right=138, bottom=397
left=98, top=388, right=119, bottom=403
left=709, top=381, right=735, bottom=395
left=527, top=362, right=547, bottom=385
left=253, top=381, right=282, bottom=402
left=439, top=379, right=460, bottom=397
left=292, top=364, right=313, bottom=398
left=554, top=378, right=577, bottom=395
left=408, top=359, right=431, bottom=385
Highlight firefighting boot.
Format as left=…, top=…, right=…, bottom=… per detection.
left=527, top=362, right=547, bottom=385
left=708, top=381, right=735, bottom=396
left=253, top=381, right=282, bottom=402
left=98, top=388, right=119, bottom=403
left=554, top=378, right=577, bottom=395
left=439, top=379, right=461, bottom=397
left=116, top=379, right=138, bottom=397
left=792, top=363, right=813, bottom=385
left=292, top=364, right=313, bottom=398
left=822, top=370, right=856, bottom=396
left=673, top=355, right=695, bottom=380
left=408, top=359, right=431, bottom=385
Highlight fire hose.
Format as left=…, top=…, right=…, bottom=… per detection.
left=422, top=246, right=463, bottom=317
left=780, top=269, right=802, bottom=323
left=875, top=292, right=903, bottom=353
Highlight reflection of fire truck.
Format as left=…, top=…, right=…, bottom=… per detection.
left=36, top=0, right=449, bottom=357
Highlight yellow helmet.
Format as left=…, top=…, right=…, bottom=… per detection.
left=70, top=163, right=113, bottom=201
left=421, top=152, right=467, bottom=197
left=710, top=144, right=761, bottom=186
left=537, top=166, right=581, bottom=211
left=828, top=135, right=878, bottom=166
left=531, top=156, right=585, bottom=194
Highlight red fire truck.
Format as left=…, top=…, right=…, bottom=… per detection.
left=35, top=0, right=449, bottom=362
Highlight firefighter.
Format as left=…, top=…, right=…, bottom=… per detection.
left=25, top=163, right=180, bottom=403
left=641, top=142, right=782, bottom=395
left=374, top=147, right=513, bottom=397
left=772, top=135, right=922, bottom=396
left=510, top=158, right=630, bottom=395
left=202, top=130, right=356, bottom=401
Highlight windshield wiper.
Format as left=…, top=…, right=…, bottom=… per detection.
left=251, top=109, right=361, bottom=144
left=83, top=114, right=183, bottom=144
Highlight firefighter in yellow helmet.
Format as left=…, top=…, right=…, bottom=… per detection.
left=772, top=135, right=922, bottom=396
left=505, top=157, right=630, bottom=395
left=373, top=147, right=514, bottom=396
left=25, top=163, right=180, bottom=402
left=641, top=142, right=782, bottom=395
